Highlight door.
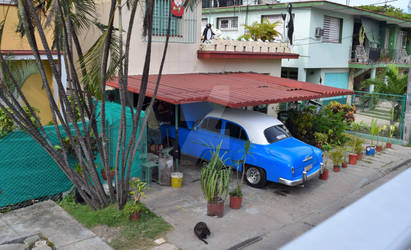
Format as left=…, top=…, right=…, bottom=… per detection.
left=220, top=120, right=249, bottom=170
left=181, top=117, right=223, bottom=160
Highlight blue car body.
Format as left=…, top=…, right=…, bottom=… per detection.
left=161, top=106, right=323, bottom=187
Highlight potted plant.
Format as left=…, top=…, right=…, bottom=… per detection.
left=367, top=119, right=378, bottom=156
left=354, top=136, right=365, bottom=160
left=230, top=141, right=251, bottom=210
left=340, top=146, right=349, bottom=168
left=101, top=167, right=115, bottom=181
left=387, top=125, right=395, bottom=148
left=329, top=148, right=343, bottom=172
left=345, top=137, right=357, bottom=165
left=375, top=125, right=383, bottom=152
left=200, top=142, right=231, bottom=217
left=124, top=178, right=150, bottom=221
left=319, top=150, right=329, bottom=180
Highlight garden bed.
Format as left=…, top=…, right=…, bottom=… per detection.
left=59, top=195, right=172, bottom=250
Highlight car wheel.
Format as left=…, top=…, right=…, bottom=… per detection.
left=245, top=166, right=267, bottom=188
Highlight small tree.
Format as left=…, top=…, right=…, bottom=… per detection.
left=0, top=0, right=177, bottom=210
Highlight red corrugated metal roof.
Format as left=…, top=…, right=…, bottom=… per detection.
left=106, top=73, right=354, bottom=108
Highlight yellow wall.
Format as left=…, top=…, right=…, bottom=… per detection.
left=20, top=61, right=54, bottom=125
left=0, top=4, right=53, bottom=51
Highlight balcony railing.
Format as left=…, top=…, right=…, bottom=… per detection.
left=351, top=45, right=410, bottom=65
left=199, top=39, right=291, bottom=53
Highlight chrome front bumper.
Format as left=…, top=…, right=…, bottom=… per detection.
left=278, top=163, right=324, bottom=186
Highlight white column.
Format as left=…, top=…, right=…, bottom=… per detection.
left=370, top=67, right=376, bottom=92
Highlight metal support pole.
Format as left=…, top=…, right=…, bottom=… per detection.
left=403, top=56, right=411, bottom=144
left=174, top=104, right=179, bottom=171
left=370, top=67, right=376, bottom=93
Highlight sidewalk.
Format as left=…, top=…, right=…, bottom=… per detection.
left=143, top=144, right=411, bottom=250
left=0, top=200, right=112, bottom=250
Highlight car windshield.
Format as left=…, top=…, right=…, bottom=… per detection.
left=264, top=125, right=291, bottom=143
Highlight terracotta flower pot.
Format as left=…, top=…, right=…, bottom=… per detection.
left=349, top=154, right=357, bottom=165
left=333, top=165, right=340, bottom=172
left=386, top=142, right=392, bottom=148
left=229, top=196, right=242, bottom=209
left=342, top=162, right=348, bottom=168
left=109, top=170, right=115, bottom=179
left=376, top=145, right=383, bottom=152
left=101, top=169, right=107, bottom=180
left=129, top=210, right=143, bottom=221
left=320, top=169, right=328, bottom=180
left=207, top=199, right=224, bottom=217
left=356, top=153, right=363, bottom=161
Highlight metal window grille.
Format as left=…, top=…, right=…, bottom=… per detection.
left=323, top=16, right=342, bottom=43
left=151, top=0, right=197, bottom=44
left=217, top=17, right=238, bottom=31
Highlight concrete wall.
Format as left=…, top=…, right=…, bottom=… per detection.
left=0, top=5, right=53, bottom=51
left=85, top=0, right=282, bottom=76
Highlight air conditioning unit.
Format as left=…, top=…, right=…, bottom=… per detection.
left=315, top=27, right=323, bottom=38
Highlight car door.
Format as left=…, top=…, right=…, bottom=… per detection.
left=220, top=120, right=249, bottom=170
left=181, top=117, right=223, bottom=160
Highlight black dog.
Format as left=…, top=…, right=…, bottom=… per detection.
left=194, top=222, right=211, bottom=244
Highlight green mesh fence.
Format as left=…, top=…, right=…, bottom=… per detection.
left=0, top=101, right=146, bottom=210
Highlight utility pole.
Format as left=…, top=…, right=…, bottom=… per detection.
left=403, top=56, right=411, bottom=144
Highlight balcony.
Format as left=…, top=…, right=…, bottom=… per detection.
left=350, top=45, right=410, bottom=66
left=198, top=39, right=299, bottom=60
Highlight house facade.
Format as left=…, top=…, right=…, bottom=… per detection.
left=0, top=1, right=63, bottom=124
left=89, top=0, right=298, bottom=78
left=202, top=1, right=411, bottom=102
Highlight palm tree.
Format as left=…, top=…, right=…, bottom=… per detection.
left=0, top=0, right=176, bottom=210
left=362, top=64, right=407, bottom=96
left=239, top=19, right=281, bottom=41
left=361, top=64, right=407, bottom=122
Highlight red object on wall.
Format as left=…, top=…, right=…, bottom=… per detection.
left=171, top=0, right=184, bottom=17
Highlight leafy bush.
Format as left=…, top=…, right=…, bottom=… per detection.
left=324, top=101, right=356, bottom=123
left=286, top=106, right=349, bottom=147
left=238, top=20, right=280, bottom=41
left=0, top=107, right=39, bottom=138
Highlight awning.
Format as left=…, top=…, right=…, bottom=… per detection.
left=106, top=73, right=354, bottom=108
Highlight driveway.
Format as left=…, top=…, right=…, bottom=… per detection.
left=143, top=144, right=411, bottom=250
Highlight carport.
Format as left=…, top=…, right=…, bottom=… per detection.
left=107, top=72, right=354, bottom=169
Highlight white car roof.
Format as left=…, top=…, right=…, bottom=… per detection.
left=204, top=108, right=283, bottom=145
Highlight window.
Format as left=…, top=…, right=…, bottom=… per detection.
left=200, top=118, right=222, bottom=133
left=217, top=17, right=238, bottom=31
left=224, top=122, right=248, bottom=141
left=264, top=125, right=290, bottom=144
left=153, top=0, right=180, bottom=36
left=323, top=16, right=343, bottom=43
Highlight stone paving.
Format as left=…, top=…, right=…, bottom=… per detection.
left=143, top=144, right=411, bottom=250
left=0, top=201, right=112, bottom=250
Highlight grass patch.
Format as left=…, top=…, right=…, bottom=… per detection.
left=59, top=194, right=172, bottom=250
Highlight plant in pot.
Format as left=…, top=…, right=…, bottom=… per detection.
left=230, top=141, right=251, bottom=209
left=367, top=119, right=378, bottom=156
left=200, top=142, right=231, bottom=217
left=340, top=146, right=349, bottom=168
left=375, top=125, right=383, bottom=152
left=353, top=136, right=365, bottom=161
left=387, top=125, right=395, bottom=148
left=329, top=148, right=343, bottom=172
left=320, top=150, right=330, bottom=180
left=101, top=167, right=115, bottom=181
left=124, top=178, right=150, bottom=221
left=345, top=137, right=357, bottom=165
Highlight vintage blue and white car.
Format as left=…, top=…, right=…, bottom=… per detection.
left=161, top=107, right=323, bottom=187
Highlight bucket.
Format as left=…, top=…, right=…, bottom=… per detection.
left=171, top=172, right=183, bottom=188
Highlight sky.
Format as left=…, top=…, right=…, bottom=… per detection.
left=281, top=0, right=410, bottom=12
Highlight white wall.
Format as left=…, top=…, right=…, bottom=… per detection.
left=82, top=0, right=282, bottom=77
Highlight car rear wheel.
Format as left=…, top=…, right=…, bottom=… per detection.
left=245, top=166, right=267, bottom=188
